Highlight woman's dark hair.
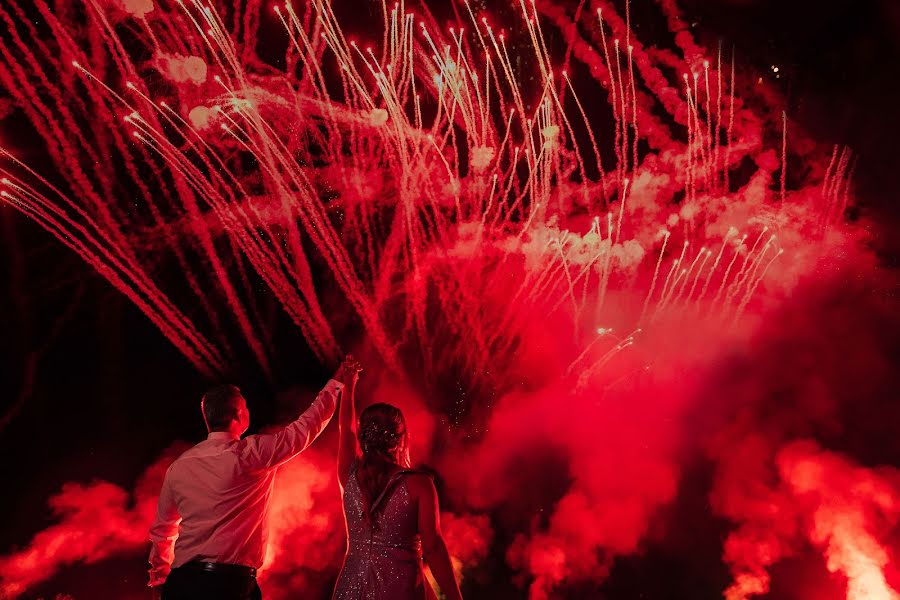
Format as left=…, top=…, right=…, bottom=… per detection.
left=356, top=403, right=410, bottom=522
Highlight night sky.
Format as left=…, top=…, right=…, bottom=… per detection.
left=1, top=0, right=899, bottom=598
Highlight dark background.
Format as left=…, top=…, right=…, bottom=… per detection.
left=1, top=0, right=898, bottom=597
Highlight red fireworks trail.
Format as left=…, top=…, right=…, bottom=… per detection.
left=0, top=0, right=896, bottom=598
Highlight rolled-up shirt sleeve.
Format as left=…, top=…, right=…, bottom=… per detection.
left=239, top=379, right=343, bottom=471
left=148, top=468, right=181, bottom=586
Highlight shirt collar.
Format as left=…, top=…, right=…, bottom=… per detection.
left=207, top=431, right=239, bottom=441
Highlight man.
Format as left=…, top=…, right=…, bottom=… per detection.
left=148, top=357, right=358, bottom=599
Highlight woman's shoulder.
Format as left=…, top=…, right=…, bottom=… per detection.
left=402, top=470, right=435, bottom=497
left=339, top=458, right=360, bottom=488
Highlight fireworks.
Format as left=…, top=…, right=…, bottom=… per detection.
left=0, top=0, right=846, bottom=385
left=0, top=0, right=893, bottom=599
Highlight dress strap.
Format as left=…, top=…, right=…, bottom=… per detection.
left=370, top=469, right=426, bottom=513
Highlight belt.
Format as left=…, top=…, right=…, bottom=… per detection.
left=182, top=561, right=257, bottom=578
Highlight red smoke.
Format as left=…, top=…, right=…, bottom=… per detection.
left=714, top=439, right=900, bottom=600
left=257, top=448, right=344, bottom=594
left=0, top=445, right=183, bottom=598
left=782, top=442, right=900, bottom=600
left=707, top=264, right=900, bottom=600
left=434, top=294, right=732, bottom=598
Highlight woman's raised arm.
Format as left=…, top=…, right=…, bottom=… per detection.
left=337, top=356, right=362, bottom=488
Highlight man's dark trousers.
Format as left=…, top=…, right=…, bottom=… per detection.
left=162, top=563, right=262, bottom=600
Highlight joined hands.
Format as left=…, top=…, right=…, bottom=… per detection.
left=336, top=355, right=363, bottom=385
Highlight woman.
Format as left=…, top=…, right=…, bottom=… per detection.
left=332, top=358, right=463, bottom=600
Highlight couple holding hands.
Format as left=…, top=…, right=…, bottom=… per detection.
left=148, top=356, right=463, bottom=600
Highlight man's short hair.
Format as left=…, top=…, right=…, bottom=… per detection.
left=202, top=384, right=243, bottom=431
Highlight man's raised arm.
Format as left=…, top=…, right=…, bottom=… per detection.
left=238, top=378, right=344, bottom=471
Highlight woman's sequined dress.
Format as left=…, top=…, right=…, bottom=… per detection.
left=332, top=465, right=434, bottom=600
